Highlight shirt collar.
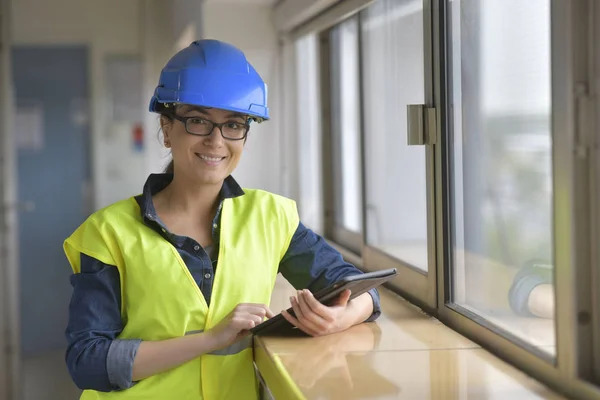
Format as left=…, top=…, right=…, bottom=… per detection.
left=136, top=173, right=245, bottom=222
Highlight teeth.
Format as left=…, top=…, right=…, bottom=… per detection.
left=199, top=155, right=223, bottom=162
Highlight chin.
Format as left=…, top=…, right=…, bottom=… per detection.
left=194, top=171, right=227, bottom=186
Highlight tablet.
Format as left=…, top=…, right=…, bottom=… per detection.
left=251, top=268, right=397, bottom=336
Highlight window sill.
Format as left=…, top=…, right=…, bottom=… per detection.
left=254, top=276, right=562, bottom=399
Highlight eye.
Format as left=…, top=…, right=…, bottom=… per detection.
left=188, top=117, right=207, bottom=125
left=225, top=122, right=244, bottom=130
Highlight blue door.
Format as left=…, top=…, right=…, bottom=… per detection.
left=12, top=47, right=90, bottom=356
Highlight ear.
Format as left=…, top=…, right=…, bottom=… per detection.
left=160, top=116, right=172, bottom=146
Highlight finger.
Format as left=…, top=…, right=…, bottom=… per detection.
left=236, top=303, right=273, bottom=313
left=290, top=295, right=304, bottom=320
left=265, top=307, right=275, bottom=319
left=293, top=295, right=326, bottom=332
left=331, top=289, right=351, bottom=307
left=232, top=316, right=258, bottom=331
left=300, top=290, right=336, bottom=322
left=297, top=291, right=330, bottom=328
left=282, top=309, right=318, bottom=336
left=236, top=305, right=271, bottom=319
left=285, top=301, right=320, bottom=336
left=249, top=314, right=264, bottom=326
left=240, top=313, right=265, bottom=327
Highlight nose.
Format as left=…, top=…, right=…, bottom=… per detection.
left=203, top=125, right=225, bottom=147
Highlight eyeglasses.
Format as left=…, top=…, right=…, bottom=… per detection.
left=172, top=115, right=250, bottom=141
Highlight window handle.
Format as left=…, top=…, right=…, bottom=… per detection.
left=407, top=104, right=437, bottom=146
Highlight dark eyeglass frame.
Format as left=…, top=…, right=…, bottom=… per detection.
left=172, top=114, right=251, bottom=141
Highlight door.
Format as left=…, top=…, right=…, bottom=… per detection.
left=12, top=47, right=91, bottom=358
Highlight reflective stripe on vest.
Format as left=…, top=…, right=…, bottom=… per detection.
left=64, top=189, right=299, bottom=400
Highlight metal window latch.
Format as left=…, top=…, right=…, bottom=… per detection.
left=407, top=104, right=437, bottom=146
left=574, top=83, right=593, bottom=159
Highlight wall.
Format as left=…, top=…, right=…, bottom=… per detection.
left=142, top=0, right=175, bottom=176
left=1, top=0, right=19, bottom=397
left=202, top=2, right=282, bottom=194
left=11, top=0, right=149, bottom=209
left=11, top=0, right=283, bottom=204
left=172, top=0, right=203, bottom=49
left=142, top=0, right=206, bottom=177
left=273, top=0, right=341, bottom=32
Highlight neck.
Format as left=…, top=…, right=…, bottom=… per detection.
left=161, top=173, right=223, bottom=219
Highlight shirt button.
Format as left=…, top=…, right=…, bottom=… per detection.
left=204, top=273, right=211, bottom=279
left=194, top=245, right=200, bottom=251
left=213, top=223, right=218, bottom=229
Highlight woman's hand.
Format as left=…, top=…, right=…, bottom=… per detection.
left=131, top=303, right=272, bottom=382
left=206, top=303, right=274, bottom=350
left=281, top=289, right=373, bottom=337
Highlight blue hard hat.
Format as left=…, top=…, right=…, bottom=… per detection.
left=149, top=39, right=269, bottom=121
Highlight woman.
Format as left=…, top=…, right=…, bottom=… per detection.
left=64, top=39, right=381, bottom=400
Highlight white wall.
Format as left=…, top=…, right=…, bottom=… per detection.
left=202, top=2, right=282, bottom=194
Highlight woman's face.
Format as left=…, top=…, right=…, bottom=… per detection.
left=162, top=105, right=247, bottom=185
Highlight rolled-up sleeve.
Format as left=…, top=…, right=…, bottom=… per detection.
left=65, top=253, right=140, bottom=391
left=508, top=260, right=553, bottom=317
left=278, top=222, right=381, bottom=322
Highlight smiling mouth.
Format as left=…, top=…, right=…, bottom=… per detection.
left=196, top=153, right=226, bottom=162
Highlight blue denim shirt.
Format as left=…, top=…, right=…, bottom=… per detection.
left=65, top=173, right=381, bottom=392
left=508, top=259, right=552, bottom=316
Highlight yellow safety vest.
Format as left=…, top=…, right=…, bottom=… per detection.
left=64, top=189, right=299, bottom=400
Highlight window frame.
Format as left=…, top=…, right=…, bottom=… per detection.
left=359, top=0, right=438, bottom=311
left=591, top=0, right=600, bottom=384
left=321, top=18, right=364, bottom=254
left=0, top=0, right=20, bottom=396
left=317, top=0, right=439, bottom=310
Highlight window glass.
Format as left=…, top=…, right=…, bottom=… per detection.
left=330, top=18, right=362, bottom=235
left=361, top=0, right=428, bottom=271
left=295, top=35, right=324, bottom=233
left=449, top=0, right=555, bottom=354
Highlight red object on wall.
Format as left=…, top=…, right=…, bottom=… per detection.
left=133, top=123, right=144, bottom=151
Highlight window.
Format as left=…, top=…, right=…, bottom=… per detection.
left=319, top=0, right=437, bottom=307
left=448, top=0, right=555, bottom=354
left=326, top=17, right=363, bottom=251
left=361, top=0, right=429, bottom=272
left=295, top=34, right=324, bottom=234
left=284, top=0, right=600, bottom=395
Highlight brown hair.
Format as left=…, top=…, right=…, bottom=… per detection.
left=164, top=160, right=174, bottom=173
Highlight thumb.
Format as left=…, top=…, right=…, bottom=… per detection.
left=331, top=289, right=351, bottom=307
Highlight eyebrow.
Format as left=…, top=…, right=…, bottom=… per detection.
left=180, top=106, right=246, bottom=120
